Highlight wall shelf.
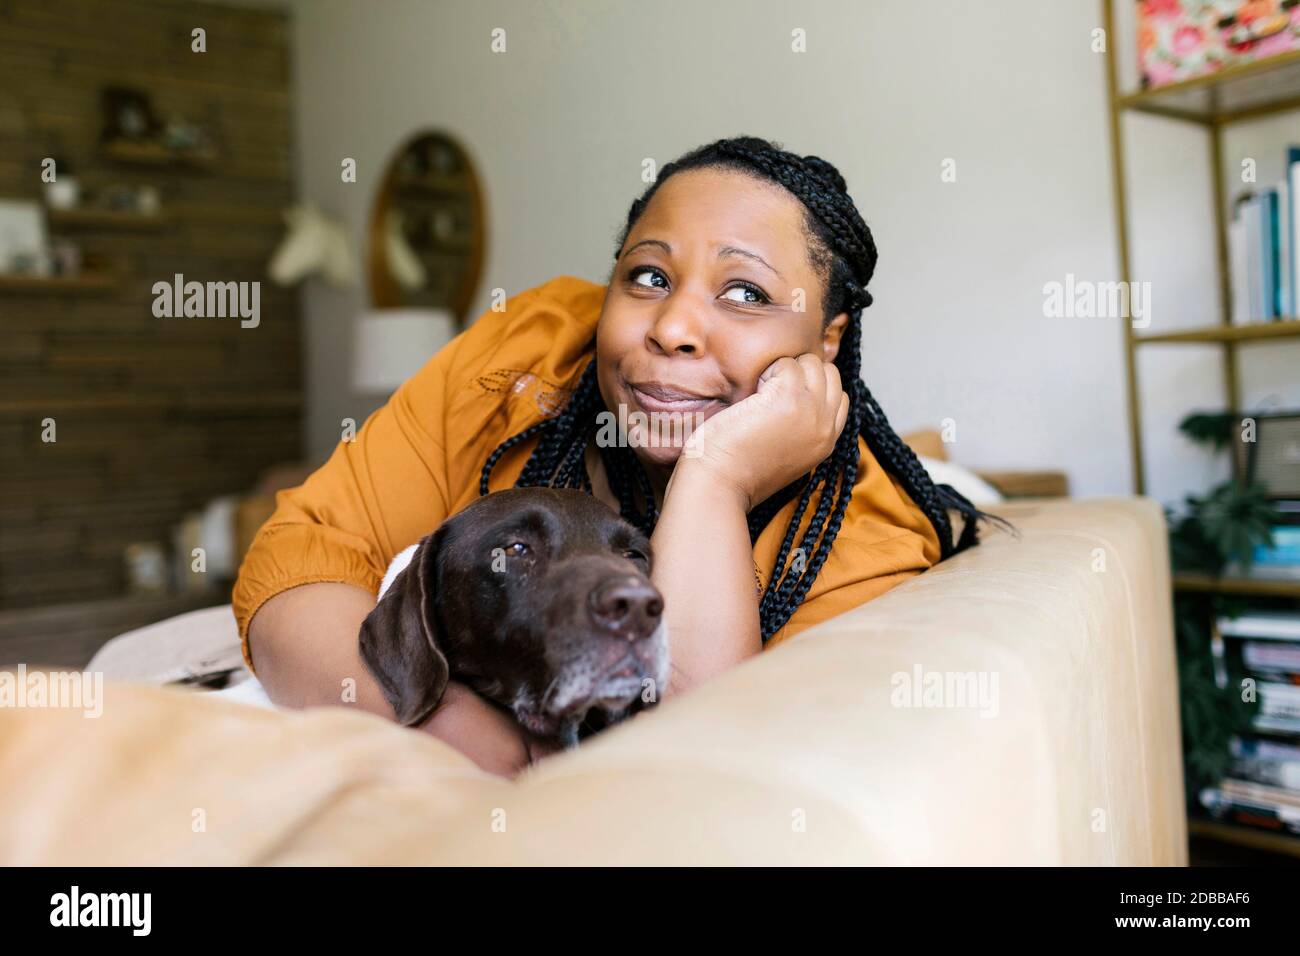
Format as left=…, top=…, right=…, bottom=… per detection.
left=1188, top=817, right=1300, bottom=858
left=1, top=0, right=301, bottom=616
left=48, top=207, right=171, bottom=231
left=0, top=272, right=118, bottom=293
left=1174, top=572, right=1300, bottom=598
left=102, top=139, right=218, bottom=170
left=1136, top=318, right=1300, bottom=345
left=1102, top=0, right=1300, bottom=495
left=1102, top=0, right=1300, bottom=866
left=0, top=392, right=302, bottom=417
left=1116, top=48, right=1300, bottom=125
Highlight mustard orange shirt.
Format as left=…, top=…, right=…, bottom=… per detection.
left=231, top=275, right=942, bottom=672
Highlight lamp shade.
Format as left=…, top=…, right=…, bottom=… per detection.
left=352, top=308, right=457, bottom=393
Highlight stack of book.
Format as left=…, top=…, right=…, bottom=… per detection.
left=1252, top=507, right=1300, bottom=580
left=1229, top=145, right=1300, bottom=323
left=1223, top=501, right=1300, bottom=581
left=1199, top=610, right=1300, bottom=835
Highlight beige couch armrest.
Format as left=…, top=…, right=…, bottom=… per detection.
left=451, top=495, right=1179, bottom=865
left=0, top=498, right=1183, bottom=865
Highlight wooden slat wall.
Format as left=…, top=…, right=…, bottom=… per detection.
left=0, top=0, right=301, bottom=610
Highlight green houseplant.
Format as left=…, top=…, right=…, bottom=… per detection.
left=1165, top=412, right=1280, bottom=807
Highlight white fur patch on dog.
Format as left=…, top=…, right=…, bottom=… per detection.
left=380, top=543, right=420, bottom=600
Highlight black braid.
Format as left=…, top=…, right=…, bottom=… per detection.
left=482, top=135, right=1016, bottom=643
left=480, top=358, right=659, bottom=535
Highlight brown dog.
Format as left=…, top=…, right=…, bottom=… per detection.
left=359, top=487, right=670, bottom=748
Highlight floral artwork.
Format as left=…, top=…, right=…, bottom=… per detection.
left=1138, top=0, right=1300, bottom=88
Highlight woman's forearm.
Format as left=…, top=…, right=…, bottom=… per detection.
left=247, top=582, right=393, bottom=714
left=247, top=582, right=532, bottom=775
left=650, top=461, right=762, bottom=698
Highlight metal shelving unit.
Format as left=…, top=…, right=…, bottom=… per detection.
left=1102, top=1, right=1300, bottom=497
left=1101, top=0, right=1300, bottom=861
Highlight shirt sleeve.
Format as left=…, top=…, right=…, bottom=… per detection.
left=230, top=284, right=560, bottom=674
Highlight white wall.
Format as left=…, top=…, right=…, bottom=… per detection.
left=284, top=0, right=1299, bottom=510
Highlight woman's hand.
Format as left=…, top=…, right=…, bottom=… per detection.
left=418, top=679, right=531, bottom=777
left=523, top=734, right=564, bottom=766
left=683, top=352, right=849, bottom=510
left=417, top=679, right=565, bottom=779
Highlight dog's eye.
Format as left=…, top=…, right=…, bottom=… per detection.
left=623, top=548, right=649, bottom=567
left=505, top=541, right=531, bottom=557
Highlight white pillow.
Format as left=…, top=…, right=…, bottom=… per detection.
left=915, top=454, right=1005, bottom=507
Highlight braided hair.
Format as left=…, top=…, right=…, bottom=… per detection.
left=482, top=135, right=1014, bottom=643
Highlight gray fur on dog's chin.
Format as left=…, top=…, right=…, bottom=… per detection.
left=512, top=618, right=671, bottom=746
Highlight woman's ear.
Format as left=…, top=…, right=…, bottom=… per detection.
left=822, top=311, right=850, bottom=363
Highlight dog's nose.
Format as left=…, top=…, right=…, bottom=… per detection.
left=588, top=577, right=663, bottom=639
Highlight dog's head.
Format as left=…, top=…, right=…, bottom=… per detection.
left=359, top=487, right=669, bottom=741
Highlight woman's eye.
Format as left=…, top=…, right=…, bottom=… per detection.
left=505, top=541, right=530, bottom=557
left=628, top=266, right=667, bottom=289
left=721, top=283, right=769, bottom=305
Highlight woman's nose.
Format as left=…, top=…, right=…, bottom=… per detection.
left=647, top=298, right=707, bottom=356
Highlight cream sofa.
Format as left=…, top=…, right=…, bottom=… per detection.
left=0, top=496, right=1186, bottom=865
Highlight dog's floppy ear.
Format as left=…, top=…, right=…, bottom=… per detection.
left=358, top=526, right=451, bottom=727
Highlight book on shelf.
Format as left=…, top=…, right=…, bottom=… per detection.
left=1242, top=639, right=1300, bottom=675
left=1207, top=610, right=1300, bottom=836
left=1256, top=522, right=1300, bottom=561
left=1198, top=784, right=1300, bottom=835
left=1221, top=520, right=1300, bottom=580
left=1255, top=714, right=1300, bottom=735
left=1219, top=561, right=1300, bottom=581
left=1291, top=144, right=1300, bottom=316
left=1259, top=681, right=1300, bottom=720
left=1228, top=735, right=1300, bottom=791
left=1221, top=777, right=1300, bottom=811
left=1217, top=610, right=1300, bottom=642
left=1230, top=145, right=1300, bottom=324
left=1211, top=608, right=1300, bottom=686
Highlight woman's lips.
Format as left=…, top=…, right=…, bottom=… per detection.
left=627, top=383, right=723, bottom=415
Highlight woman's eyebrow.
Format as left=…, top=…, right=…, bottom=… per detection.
left=624, top=238, right=672, bottom=258
left=717, top=244, right=782, bottom=279
left=624, top=238, right=782, bottom=279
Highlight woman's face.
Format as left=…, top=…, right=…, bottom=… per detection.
left=596, top=166, right=850, bottom=474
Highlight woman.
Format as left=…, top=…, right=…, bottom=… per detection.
left=233, top=135, right=1001, bottom=777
